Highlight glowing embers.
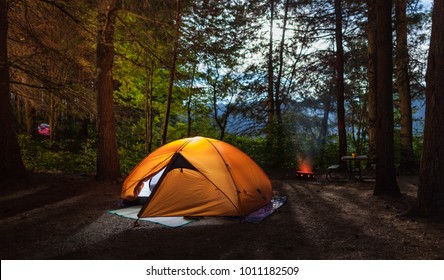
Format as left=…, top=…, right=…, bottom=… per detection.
left=296, top=170, right=315, bottom=179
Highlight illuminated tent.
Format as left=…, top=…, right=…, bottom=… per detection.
left=121, top=136, right=272, bottom=218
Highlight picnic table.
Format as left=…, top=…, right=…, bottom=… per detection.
left=341, top=155, right=368, bottom=180
left=326, top=154, right=371, bottom=182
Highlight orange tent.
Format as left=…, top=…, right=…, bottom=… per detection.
left=121, top=136, right=272, bottom=217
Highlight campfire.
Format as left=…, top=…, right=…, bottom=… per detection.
left=296, top=170, right=315, bottom=179
left=296, top=156, right=315, bottom=179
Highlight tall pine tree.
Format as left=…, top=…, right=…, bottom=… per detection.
left=374, top=0, right=400, bottom=196
left=0, top=0, right=27, bottom=180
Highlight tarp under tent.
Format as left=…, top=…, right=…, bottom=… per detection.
left=120, top=136, right=273, bottom=218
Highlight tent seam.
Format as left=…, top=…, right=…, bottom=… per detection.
left=204, top=138, right=243, bottom=215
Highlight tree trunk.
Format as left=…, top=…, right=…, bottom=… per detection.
left=79, top=118, right=89, bottom=140
left=186, top=60, right=197, bottom=138
left=15, top=95, right=22, bottom=132
left=367, top=0, right=377, bottom=166
left=161, top=0, right=181, bottom=145
left=335, top=0, right=347, bottom=165
left=96, top=0, right=121, bottom=182
left=24, top=101, right=35, bottom=135
left=267, top=0, right=275, bottom=126
left=395, top=0, right=416, bottom=172
left=265, top=0, right=276, bottom=167
left=210, top=67, right=226, bottom=140
left=414, top=0, right=444, bottom=217
left=48, top=93, right=59, bottom=145
left=374, top=0, right=400, bottom=196
left=0, top=0, right=28, bottom=180
left=275, top=0, right=289, bottom=126
left=144, top=52, right=154, bottom=153
left=273, top=0, right=290, bottom=159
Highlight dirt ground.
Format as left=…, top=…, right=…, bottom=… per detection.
left=0, top=172, right=443, bottom=260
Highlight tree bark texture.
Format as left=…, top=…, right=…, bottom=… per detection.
left=96, top=0, right=121, bottom=181
left=367, top=0, right=377, bottom=165
left=265, top=0, right=276, bottom=166
left=416, top=0, right=444, bottom=217
left=267, top=0, right=275, bottom=127
left=374, top=0, right=400, bottom=196
left=0, top=0, right=28, bottom=180
left=186, top=61, right=196, bottom=138
left=395, top=0, right=416, bottom=171
left=335, top=0, right=347, bottom=165
left=144, top=54, right=153, bottom=154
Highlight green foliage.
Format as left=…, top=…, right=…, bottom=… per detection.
left=412, top=134, right=423, bottom=163
left=18, top=135, right=96, bottom=174
left=17, top=130, right=163, bottom=176
left=313, top=135, right=342, bottom=170
left=118, top=141, right=146, bottom=176
left=224, top=135, right=268, bottom=167
left=9, top=0, right=430, bottom=177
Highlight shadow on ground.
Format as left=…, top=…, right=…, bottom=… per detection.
left=0, top=173, right=443, bottom=259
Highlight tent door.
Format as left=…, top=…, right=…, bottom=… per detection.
left=139, top=167, right=166, bottom=197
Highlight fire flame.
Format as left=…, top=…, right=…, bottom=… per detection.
left=297, top=156, right=313, bottom=173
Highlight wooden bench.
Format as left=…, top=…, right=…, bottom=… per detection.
left=326, top=165, right=341, bottom=182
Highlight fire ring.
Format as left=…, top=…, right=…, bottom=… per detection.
left=296, top=170, right=315, bottom=179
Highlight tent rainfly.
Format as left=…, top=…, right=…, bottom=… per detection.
left=121, top=136, right=273, bottom=218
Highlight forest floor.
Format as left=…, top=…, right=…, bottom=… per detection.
left=0, top=171, right=443, bottom=260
